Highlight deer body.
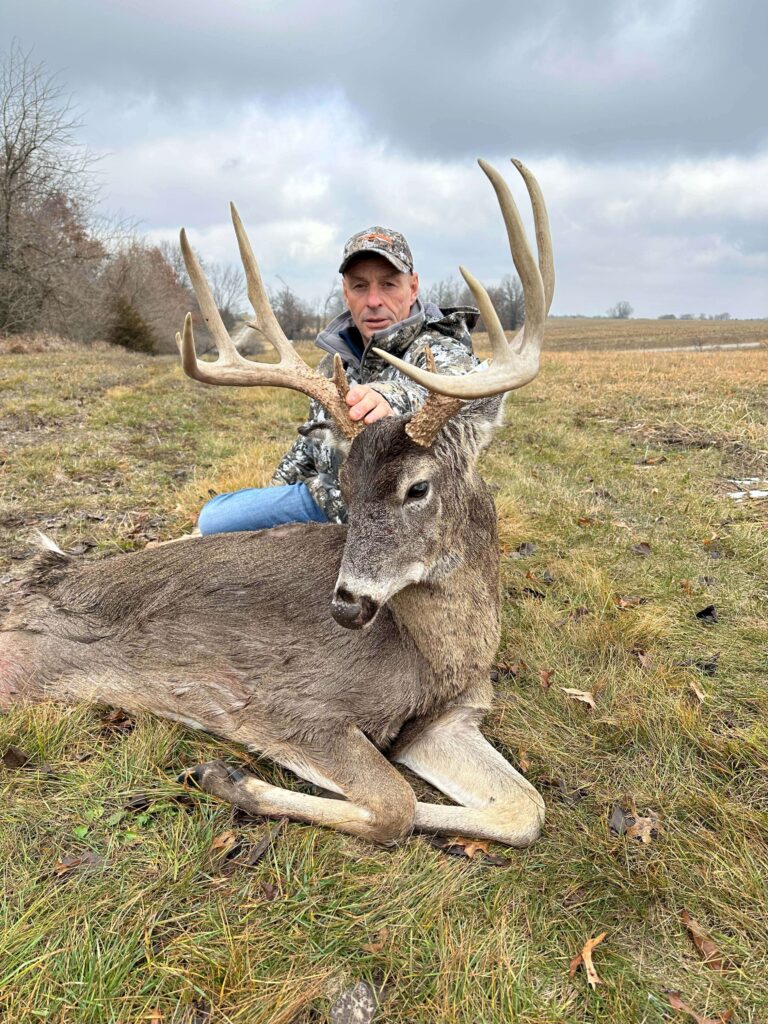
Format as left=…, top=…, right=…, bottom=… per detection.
left=1, top=158, right=554, bottom=847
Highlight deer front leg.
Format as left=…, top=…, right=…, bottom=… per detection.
left=182, top=727, right=416, bottom=847
left=393, top=707, right=545, bottom=848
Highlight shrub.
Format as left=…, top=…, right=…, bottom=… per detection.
left=108, top=296, right=158, bottom=354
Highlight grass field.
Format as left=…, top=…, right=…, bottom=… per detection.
left=1, top=327, right=767, bottom=1023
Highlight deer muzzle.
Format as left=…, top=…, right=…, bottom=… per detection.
left=331, top=586, right=380, bottom=630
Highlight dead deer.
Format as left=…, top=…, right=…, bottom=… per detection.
left=0, top=158, right=553, bottom=848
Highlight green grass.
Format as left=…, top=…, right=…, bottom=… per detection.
left=1, top=343, right=767, bottom=1022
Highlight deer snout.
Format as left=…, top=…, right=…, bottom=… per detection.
left=331, top=586, right=380, bottom=630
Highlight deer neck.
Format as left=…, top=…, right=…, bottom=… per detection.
left=388, top=483, right=500, bottom=686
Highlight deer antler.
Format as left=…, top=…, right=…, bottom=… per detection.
left=380, top=158, right=553, bottom=447
left=176, top=205, right=363, bottom=441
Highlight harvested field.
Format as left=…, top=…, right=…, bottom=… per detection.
left=0, top=339, right=767, bottom=1023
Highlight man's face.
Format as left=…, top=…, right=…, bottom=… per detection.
left=342, top=256, right=420, bottom=342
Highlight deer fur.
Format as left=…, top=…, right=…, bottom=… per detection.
left=0, top=402, right=545, bottom=847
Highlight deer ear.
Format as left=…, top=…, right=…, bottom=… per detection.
left=298, top=419, right=354, bottom=460
left=435, top=394, right=506, bottom=464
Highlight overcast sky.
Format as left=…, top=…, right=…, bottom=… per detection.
left=4, top=0, right=766, bottom=317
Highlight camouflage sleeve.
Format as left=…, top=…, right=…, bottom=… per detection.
left=270, top=395, right=326, bottom=486
left=366, top=332, right=479, bottom=416
left=271, top=432, right=316, bottom=486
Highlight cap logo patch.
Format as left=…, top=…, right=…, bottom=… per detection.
left=361, top=232, right=392, bottom=244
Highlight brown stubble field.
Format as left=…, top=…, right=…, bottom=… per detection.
left=0, top=322, right=767, bottom=1023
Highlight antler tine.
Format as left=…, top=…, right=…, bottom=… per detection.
left=372, top=158, right=549, bottom=399
left=229, top=203, right=299, bottom=365
left=176, top=213, right=362, bottom=440
left=511, top=157, right=555, bottom=313
left=180, top=228, right=241, bottom=363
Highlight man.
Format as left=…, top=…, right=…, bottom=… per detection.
left=197, top=226, right=479, bottom=532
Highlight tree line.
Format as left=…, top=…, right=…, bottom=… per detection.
left=0, top=43, right=524, bottom=355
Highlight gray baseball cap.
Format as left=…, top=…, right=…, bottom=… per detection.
left=339, top=225, right=414, bottom=275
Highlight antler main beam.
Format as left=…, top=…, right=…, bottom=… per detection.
left=374, top=158, right=553, bottom=400
left=176, top=207, right=362, bottom=441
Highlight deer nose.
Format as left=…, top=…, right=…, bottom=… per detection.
left=331, top=586, right=380, bottom=629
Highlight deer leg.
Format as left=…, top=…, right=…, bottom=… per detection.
left=393, top=707, right=545, bottom=847
left=181, top=727, right=416, bottom=846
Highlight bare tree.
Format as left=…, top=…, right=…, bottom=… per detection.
left=270, top=277, right=311, bottom=340
left=206, top=261, right=245, bottom=331
left=0, top=42, right=100, bottom=334
left=606, top=300, right=633, bottom=319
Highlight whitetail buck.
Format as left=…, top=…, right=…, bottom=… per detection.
left=0, top=158, right=553, bottom=847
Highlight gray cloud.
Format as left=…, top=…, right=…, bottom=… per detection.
left=4, top=0, right=767, bottom=159
left=3, top=0, right=766, bottom=317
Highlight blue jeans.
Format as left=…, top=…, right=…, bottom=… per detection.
left=197, top=483, right=327, bottom=535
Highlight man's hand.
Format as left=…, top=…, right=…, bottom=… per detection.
left=345, top=385, right=394, bottom=424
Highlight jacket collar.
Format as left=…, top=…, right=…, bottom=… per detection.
left=315, top=297, right=479, bottom=369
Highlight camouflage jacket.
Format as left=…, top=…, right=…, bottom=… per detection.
left=271, top=298, right=480, bottom=522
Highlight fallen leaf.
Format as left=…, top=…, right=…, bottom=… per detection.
left=639, top=453, right=667, bottom=465
left=688, top=681, right=706, bottom=703
left=614, top=594, right=646, bottom=610
left=258, top=881, right=280, bottom=901
left=53, top=850, right=104, bottom=878
left=561, top=688, right=596, bottom=710
left=147, top=1011, right=163, bottom=1024
left=554, top=606, right=590, bottom=627
left=609, top=804, right=630, bottom=836
left=569, top=932, right=607, bottom=989
left=695, top=605, right=718, bottom=624
left=577, top=516, right=594, bottom=527
left=665, top=990, right=733, bottom=1024
left=234, top=818, right=287, bottom=868
left=634, top=650, right=655, bottom=671
left=518, top=750, right=531, bottom=773
left=330, top=981, right=379, bottom=1024
left=680, top=910, right=733, bottom=972
left=210, top=830, right=237, bottom=853
left=538, top=668, right=554, bottom=689
left=680, top=578, right=695, bottom=596
left=626, top=811, right=662, bottom=844
left=2, top=745, right=31, bottom=769
left=361, top=926, right=389, bottom=954
left=426, top=835, right=510, bottom=867
left=632, top=542, right=652, bottom=557
left=100, top=708, right=135, bottom=735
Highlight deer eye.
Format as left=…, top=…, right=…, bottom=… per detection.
left=405, top=481, right=430, bottom=502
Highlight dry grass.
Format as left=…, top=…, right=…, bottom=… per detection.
left=1, top=337, right=767, bottom=1023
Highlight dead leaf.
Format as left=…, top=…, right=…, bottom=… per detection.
left=234, top=818, right=287, bottom=868
left=577, top=516, right=594, bottom=527
left=426, top=835, right=510, bottom=867
left=634, top=650, right=655, bottom=671
left=506, top=541, right=537, bottom=559
left=53, top=850, right=104, bottom=878
left=330, top=980, right=379, bottom=1024
left=147, top=1011, right=163, bottom=1024
left=688, top=681, right=706, bottom=703
left=614, top=594, right=646, bottom=609
left=639, top=453, right=667, bottom=465
left=695, top=605, right=718, bottom=624
left=632, top=542, right=652, bottom=557
left=665, top=990, right=733, bottom=1024
left=361, top=926, right=389, bottom=954
left=538, top=668, right=554, bottom=689
left=258, top=881, right=280, bottom=901
left=561, top=688, right=596, bottom=710
left=680, top=578, right=694, bottom=596
left=100, top=708, right=135, bottom=735
left=210, top=830, right=237, bottom=853
left=680, top=910, right=733, bottom=972
left=2, top=745, right=31, bottom=769
left=626, top=811, right=662, bottom=844
left=518, top=750, right=531, bottom=773
left=569, top=932, right=607, bottom=989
